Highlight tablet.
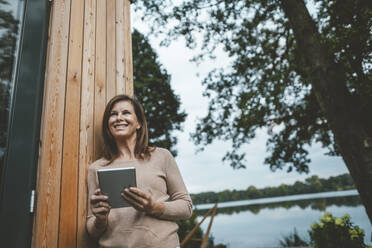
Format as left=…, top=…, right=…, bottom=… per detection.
left=97, top=167, right=137, bottom=208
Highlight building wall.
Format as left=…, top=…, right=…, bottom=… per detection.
left=32, top=0, right=133, bottom=247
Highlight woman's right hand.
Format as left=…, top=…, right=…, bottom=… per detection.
left=90, top=188, right=110, bottom=229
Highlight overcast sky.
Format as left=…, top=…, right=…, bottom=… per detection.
left=133, top=6, right=348, bottom=194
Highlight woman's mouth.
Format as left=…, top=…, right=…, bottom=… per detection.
left=114, top=123, right=128, bottom=129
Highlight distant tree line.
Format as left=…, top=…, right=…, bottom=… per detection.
left=191, top=174, right=355, bottom=205
left=195, top=195, right=361, bottom=217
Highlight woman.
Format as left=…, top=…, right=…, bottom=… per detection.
left=86, top=94, right=193, bottom=248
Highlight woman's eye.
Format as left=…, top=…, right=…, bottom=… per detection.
left=110, top=112, right=117, bottom=116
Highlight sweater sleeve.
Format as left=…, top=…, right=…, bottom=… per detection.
left=159, top=150, right=193, bottom=220
left=86, top=162, right=107, bottom=237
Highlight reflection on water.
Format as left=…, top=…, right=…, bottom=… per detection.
left=195, top=195, right=362, bottom=216
left=195, top=194, right=371, bottom=248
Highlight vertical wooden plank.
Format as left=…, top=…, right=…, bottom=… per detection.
left=77, top=0, right=96, bottom=246
left=32, top=2, right=55, bottom=246
left=32, top=0, right=71, bottom=247
left=58, top=0, right=84, bottom=247
left=115, top=0, right=125, bottom=95
left=123, top=0, right=133, bottom=97
left=93, top=0, right=107, bottom=160
left=106, top=0, right=116, bottom=102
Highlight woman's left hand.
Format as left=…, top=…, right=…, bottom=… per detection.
left=122, top=187, right=164, bottom=217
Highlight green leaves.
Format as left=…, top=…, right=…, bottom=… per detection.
left=309, top=212, right=367, bottom=248
left=134, top=0, right=372, bottom=173
left=132, top=30, right=186, bottom=156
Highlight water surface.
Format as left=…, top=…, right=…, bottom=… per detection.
left=195, top=191, right=371, bottom=247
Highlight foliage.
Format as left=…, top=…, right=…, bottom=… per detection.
left=176, top=211, right=203, bottom=248
left=191, top=173, right=355, bottom=205
left=133, top=0, right=372, bottom=172
left=132, top=29, right=186, bottom=156
left=309, top=212, right=367, bottom=248
left=279, top=228, right=309, bottom=247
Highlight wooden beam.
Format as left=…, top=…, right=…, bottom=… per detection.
left=77, top=0, right=96, bottom=246
left=94, top=0, right=107, bottom=161
left=106, top=0, right=116, bottom=102
left=180, top=203, right=217, bottom=248
left=115, top=0, right=125, bottom=95
left=201, top=204, right=218, bottom=248
left=58, top=0, right=84, bottom=246
left=123, top=0, right=133, bottom=97
left=32, top=0, right=71, bottom=247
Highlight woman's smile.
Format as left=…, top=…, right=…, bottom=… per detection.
left=108, top=100, right=140, bottom=140
left=114, top=123, right=129, bottom=129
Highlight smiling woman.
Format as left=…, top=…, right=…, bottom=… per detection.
left=108, top=101, right=141, bottom=140
left=101, top=95, right=152, bottom=164
left=86, top=94, right=193, bottom=248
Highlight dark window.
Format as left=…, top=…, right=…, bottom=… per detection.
left=0, top=0, right=25, bottom=184
left=0, top=0, right=50, bottom=246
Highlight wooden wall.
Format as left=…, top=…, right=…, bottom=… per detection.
left=32, top=0, right=133, bottom=247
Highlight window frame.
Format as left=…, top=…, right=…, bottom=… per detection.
left=0, top=0, right=50, bottom=246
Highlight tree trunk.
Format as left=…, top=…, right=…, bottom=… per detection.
left=280, top=0, right=372, bottom=223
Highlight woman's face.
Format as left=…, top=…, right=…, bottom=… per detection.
left=108, top=100, right=140, bottom=141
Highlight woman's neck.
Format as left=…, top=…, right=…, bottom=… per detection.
left=115, top=135, right=137, bottom=161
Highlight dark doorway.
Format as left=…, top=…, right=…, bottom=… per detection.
left=0, top=0, right=50, bottom=246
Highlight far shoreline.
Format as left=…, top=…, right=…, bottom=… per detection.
left=195, top=189, right=359, bottom=210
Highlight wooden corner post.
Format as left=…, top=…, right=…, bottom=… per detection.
left=32, top=1, right=133, bottom=247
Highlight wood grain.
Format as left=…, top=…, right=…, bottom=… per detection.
left=123, top=0, right=133, bottom=97
left=93, top=0, right=107, bottom=161
left=33, top=0, right=134, bottom=247
left=77, top=0, right=96, bottom=247
left=32, top=0, right=71, bottom=247
left=106, top=0, right=116, bottom=102
left=115, top=0, right=125, bottom=95
left=58, top=0, right=84, bottom=246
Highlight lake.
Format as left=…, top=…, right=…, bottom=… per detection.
left=195, top=190, right=372, bottom=247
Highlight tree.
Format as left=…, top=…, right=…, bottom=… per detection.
left=133, top=0, right=372, bottom=221
left=132, top=29, right=186, bottom=156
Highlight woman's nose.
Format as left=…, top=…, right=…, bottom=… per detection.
left=117, top=113, right=124, bottom=120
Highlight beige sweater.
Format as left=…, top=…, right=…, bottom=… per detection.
left=86, top=148, right=193, bottom=248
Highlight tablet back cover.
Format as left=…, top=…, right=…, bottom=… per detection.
left=97, top=167, right=136, bottom=208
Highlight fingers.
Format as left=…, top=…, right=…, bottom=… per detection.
left=122, top=187, right=156, bottom=214
left=90, top=189, right=108, bottom=204
left=92, top=206, right=110, bottom=216
left=122, top=190, right=164, bottom=217
left=92, top=201, right=110, bottom=219
left=126, top=187, right=149, bottom=199
left=123, top=188, right=149, bottom=205
left=124, top=187, right=150, bottom=201
left=91, top=194, right=108, bottom=203
left=122, top=193, right=145, bottom=211
left=93, top=200, right=110, bottom=209
left=90, top=188, right=110, bottom=218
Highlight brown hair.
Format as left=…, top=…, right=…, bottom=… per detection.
left=102, top=94, right=152, bottom=163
